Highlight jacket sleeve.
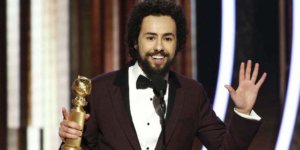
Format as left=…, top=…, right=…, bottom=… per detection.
left=81, top=94, right=102, bottom=150
left=196, top=85, right=261, bottom=149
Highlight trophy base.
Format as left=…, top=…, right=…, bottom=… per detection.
left=61, top=144, right=82, bottom=150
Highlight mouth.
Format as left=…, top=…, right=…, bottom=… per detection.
left=138, top=51, right=173, bottom=76
left=150, top=54, right=166, bottom=65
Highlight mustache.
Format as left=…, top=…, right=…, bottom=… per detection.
left=145, top=50, right=169, bottom=57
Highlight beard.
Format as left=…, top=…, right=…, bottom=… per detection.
left=137, top=50, right=174, bottom=79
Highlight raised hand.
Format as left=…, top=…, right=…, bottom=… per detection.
left=225, top=60, right=267, bottom=115
left=58, top=107, right=90, bottom=142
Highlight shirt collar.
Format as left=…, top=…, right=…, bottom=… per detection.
left=132, top=61, right=148, bottom=81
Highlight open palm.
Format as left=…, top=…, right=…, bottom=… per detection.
left=225, top=60, right=267, bottom=114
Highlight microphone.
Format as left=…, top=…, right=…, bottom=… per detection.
left=152, top=74, right=167, bottom=97
left=151, top=74, right=167, bottom=150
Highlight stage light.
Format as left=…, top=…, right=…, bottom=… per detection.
left=212, top=0, right=236, bottom=121
left=203, top=0, right=236, bottom=149
left=275, top=0, right=300, bottom=149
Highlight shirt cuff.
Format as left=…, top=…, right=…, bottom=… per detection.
left=234, top=108, right=261, bottom=121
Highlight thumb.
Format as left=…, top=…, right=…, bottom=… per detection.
left=224, top=85, right=236, bottom=97
left=62, top=107, right=69, bottom=120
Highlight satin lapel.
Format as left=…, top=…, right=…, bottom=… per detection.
left=110, top=67, right=141, bottom=150
left=164, top=72, right=185, bottom=145
left=165, top=88, right=184, bottom=145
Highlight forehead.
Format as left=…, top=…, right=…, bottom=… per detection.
left=140, top=15, right=176, bottom=35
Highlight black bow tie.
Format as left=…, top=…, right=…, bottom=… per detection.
left=136, top=75, right=153, bottom=89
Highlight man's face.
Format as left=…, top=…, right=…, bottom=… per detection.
left=136, top=15, right=177, bottom=77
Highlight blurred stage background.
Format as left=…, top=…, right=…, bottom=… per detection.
left=0, top=0, right=299, bottom=149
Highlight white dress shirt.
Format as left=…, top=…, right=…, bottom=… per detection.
left=129, top=62, right=169, bottom=150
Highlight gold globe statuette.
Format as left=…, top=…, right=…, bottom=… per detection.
left=62, top=75, right=92, bottom=150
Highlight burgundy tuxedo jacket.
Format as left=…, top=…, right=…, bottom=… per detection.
left=75, top=66, right=261, bottom=150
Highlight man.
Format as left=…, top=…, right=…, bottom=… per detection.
left=59, top=0, right=267, bottom=149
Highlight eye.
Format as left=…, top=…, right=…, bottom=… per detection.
left=164, top=36, right=173, bottom=41
left=146, top=36, right=155, bottom=41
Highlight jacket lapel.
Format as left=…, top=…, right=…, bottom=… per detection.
left=165, top=72, right=184, bottom=145
left=110, top=66, right=141, bottom=150
left=156, top=71, right=185, bottom=149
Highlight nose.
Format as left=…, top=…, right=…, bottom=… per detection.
left=154, top=39, right=163, bottom=51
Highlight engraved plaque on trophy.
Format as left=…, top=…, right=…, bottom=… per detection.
left=62, top=75, right=92, bottom=150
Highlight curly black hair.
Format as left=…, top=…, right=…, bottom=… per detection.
left=126, top=0, right=187, bottom=60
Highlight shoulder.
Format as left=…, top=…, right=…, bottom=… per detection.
left=90, top=70, right=121, bottom=90
left=172, top=71, right=205, bottom=91
left=171, top=72, right=210, bottom=106
left=92, top=70, right=118, bottom=83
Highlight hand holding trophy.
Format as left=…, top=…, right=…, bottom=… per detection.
left=61, top=75, right=92, bottom=150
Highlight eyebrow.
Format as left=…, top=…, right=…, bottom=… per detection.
left=144, top=32, right=175, bottom=36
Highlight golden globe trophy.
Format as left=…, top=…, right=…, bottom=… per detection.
left=62, top=75, right=92, bottom=150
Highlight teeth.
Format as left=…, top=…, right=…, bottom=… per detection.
left=152, top=55, right=164, bottom=59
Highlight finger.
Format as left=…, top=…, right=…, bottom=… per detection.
left=61, top=125, right=82, bottom=137
left=59, top=129, right=66, bottom=140
left=59, top=126, right=79, bottom=139
left=239, top=62, right=245, bottom=82
left=62, top=107, right=69, bottom=120
left=59, top=126, right=79, bottom=140
left=59, top=129, right=81, bottom=139
left=64, top=132, right=80, bottom=139
left=256, top=72, right=267, bottom=88
left=251, top=63, right=259, bottom=82
left=85, top=114, right=90, bottom=120
left=245, top=60, right=252, bottom=80
left=62, top=120, right=82, bottom=130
